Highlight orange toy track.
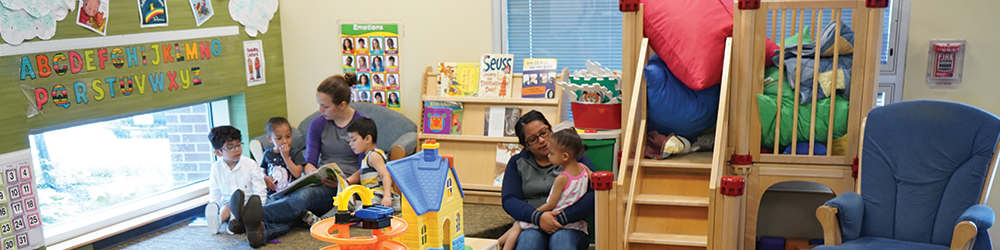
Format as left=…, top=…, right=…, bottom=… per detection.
left=310, top=216, right=409, bottom=250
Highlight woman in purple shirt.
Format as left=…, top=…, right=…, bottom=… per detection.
left=304, top=72, right=367, bottom=180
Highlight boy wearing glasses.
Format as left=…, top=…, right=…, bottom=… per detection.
left=205, top=125, right=267, bottom=247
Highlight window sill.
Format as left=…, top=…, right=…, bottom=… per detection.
left=46, top=182, right=208, bottom=250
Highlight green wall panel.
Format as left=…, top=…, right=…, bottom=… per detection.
left=0, top=0, right=286, bottom=154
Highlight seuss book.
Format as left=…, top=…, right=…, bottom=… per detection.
left=479, top=54, right=514, bottom=98
left=424, top=101, right=464, bottom=135
left=275, top=165, right=344, bottom=197
left=438, top=62, right=480, bottom=97
left=522, top=58, right=558, bottom=98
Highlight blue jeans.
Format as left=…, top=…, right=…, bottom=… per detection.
left=261, top=184, right=337, bottom=241
left=515, top=228, right=589, bottom=250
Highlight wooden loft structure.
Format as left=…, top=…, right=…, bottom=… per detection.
left=593, top=0, right=887, bottom=249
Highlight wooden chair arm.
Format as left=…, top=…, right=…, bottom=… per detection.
left=816, top=205, right=843, bottom=246
left=950, top=221, right=977, bottom=250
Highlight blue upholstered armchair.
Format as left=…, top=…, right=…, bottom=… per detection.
left=815, top=100, right=1000, bottom=250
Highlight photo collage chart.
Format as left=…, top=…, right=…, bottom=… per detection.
left=0, top=150, right=44, bottom=250
left=342, top=24, right=401, bottom=110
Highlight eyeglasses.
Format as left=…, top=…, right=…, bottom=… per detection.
left=222, top=143, right=244, bottom=152
left=526, top=127, right=552, bottom=146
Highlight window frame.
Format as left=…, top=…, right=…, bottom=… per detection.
left=877, top=0, right=910, bottom=105
left=37, top=99, right=230, bottom=245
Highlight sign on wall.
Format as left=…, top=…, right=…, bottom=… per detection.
left=342, top=23, right=401, bottom=110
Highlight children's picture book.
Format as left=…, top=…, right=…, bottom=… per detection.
left=483, top=107, right=521, bottom=137
left=77, top=0, right=110, bottom=36
left=275, top=165, right=343, bottom=197
left=479, top=54, right=514, bottom=98
left=494, top=143, right=523, bottom=186
left=243, top=40, right=265, bottom=86
left=188, top=0, right=213, bottom=26
left=522, top=58, right=558, bottom=99
left=438, top=63, right=480, bottom=97
left=423, top=107, right=452, bottom=135
left=137, top=0, right=169, bottom=28
left=424, top=101, right=463, bottom=134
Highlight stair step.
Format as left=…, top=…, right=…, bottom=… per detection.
left=634, top=194, right=709, bottom=207
left=628, top=151, right=714, bottom=170
left=628, top=232, right=707, bottom=247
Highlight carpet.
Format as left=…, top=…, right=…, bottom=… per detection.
left=110, top=204, right=512, bottom=250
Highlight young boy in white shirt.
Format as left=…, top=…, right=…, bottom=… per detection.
left=205, top=125, right=267, bottom=247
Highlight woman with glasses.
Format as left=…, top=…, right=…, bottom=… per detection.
left=501, top=110, right=595, bottom=250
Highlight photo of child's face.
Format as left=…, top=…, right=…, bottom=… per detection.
left=389, top=92, right=399, bottom=105
left=356, top=38, right=366, bottom=49
left=359, top=74, right=370, bottom=86
left=342, top=38, right=353, bottom=51
left=388, top=74, right=398, bottom=86
left=386, top=37, right=396, bottom=49
left=373, top=74, right=383, bottom=85
left=374, top=92, right=384, bottom=104
left=343, top=56, right=353, bottom=67
left=357, top=56, right=368, bottom=69
left=388, top=56, right=397, bottom=67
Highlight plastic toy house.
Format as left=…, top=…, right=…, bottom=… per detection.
left=386, top=140, right=468, bottom=250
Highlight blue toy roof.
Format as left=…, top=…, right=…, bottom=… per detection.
left=386, top=150, right=465, bottom=216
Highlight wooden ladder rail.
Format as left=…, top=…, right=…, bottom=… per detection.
left=708, top=37, right=735, bottom=250
left=617, top=37, right=650, bottom=250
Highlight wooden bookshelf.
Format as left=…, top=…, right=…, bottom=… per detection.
left=419, top=66, right=568, bottom=203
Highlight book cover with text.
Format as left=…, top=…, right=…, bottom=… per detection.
left=479, top=54, right=514, bottom=98
left=521, top=58, right=558, bottom=98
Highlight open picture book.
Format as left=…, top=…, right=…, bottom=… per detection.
left=274, top=164, right=347, bottom=197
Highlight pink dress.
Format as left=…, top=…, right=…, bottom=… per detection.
left=520, top=164, right=590, bottom=234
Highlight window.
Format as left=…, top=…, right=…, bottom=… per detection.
left=446, top=178, right=453, bottom=198
left=421, top=225, right=427, bottom=245
left=501, top=0, right=623, bottom=121
left=456, top=213, right=462, bottom=232
left=29, top=100, right=227, bottom=238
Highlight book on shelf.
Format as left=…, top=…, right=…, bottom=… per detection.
left=494, top=142, right=524, bottom=186
left=479, top=54, right=514, bottom=98
left=438, top=62, right=480, bottom=97
left=521, top=58, right=558, bottom=99
left=423, top=101, right=464, bottom=135
left=483, top=106, right=521, bottom=137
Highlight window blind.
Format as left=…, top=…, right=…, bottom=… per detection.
left=507, top=0, right=623, bottom=121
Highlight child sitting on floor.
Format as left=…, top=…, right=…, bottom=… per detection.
left=258, top=117, right=304, bottom=196
left=205, top=125, right=267, bottom=240
left=499, top=128, right=591, bottom=250
left=345, top=117, right=401, bottom=211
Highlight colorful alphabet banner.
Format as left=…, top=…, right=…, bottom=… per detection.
left=11, top=38, right=229, bottom=116
left=342, top=23, right=400, bottom=110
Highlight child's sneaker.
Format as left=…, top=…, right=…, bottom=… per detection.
left=205, top=202, right=221, bottom=234
left=243, top=195, right=265, bottom=248
left=228, top=190, right=246, bottom=234
left=301, top=211, right=322, bottom=226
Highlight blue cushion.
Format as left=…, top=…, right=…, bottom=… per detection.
left=813, top=237, right=947, bottom=250
left=859, top=100, right=1000, bottom=246
left=643, top=54, right=720, bottom=139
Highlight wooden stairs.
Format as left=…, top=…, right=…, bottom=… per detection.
left=611, top=36, right=733, bottom=250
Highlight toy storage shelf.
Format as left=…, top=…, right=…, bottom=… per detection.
left=419, top=66, right=568, bottom=204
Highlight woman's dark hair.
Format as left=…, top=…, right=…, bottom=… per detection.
left=514, top=110, right=551, bottom=146
left=317, top=73, right=358, bottom=106
left=550, top=129, right=584, bottom=159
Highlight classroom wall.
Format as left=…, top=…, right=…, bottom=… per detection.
left=0, top=0, right=287, bottom=154
left=897, top=0, right=1000, bottom=246
left=279, top=0, right=494, bottom=124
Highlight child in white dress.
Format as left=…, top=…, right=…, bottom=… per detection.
left=499, top=129, right=591, bottom=250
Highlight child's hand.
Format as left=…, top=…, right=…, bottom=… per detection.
left=264, top=176, right=276, bottom=191
left=381, top=197, right=392, bottom=207
left=552, top=210, right=562, bottom=216
left=278, top=144, right=291, bottom=157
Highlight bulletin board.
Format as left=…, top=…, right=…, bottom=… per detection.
left=0, top=0, right=288, bottom=154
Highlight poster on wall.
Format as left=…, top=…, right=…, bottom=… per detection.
left=342, top=23, right=400, bottom=110
left=137, top=0, right=169, bottom=28
left=0, top=149, right=46, bottom=250
left=188, top=0, right=214, bottom=26
left=77, top=0, right=110, bottom=36
left=243, top=40, right=266, bottom=86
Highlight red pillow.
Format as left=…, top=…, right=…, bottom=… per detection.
left=643, top=0, right=779, bottom=91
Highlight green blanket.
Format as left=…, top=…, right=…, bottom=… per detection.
left=758, top=67, right=849, bottom=148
